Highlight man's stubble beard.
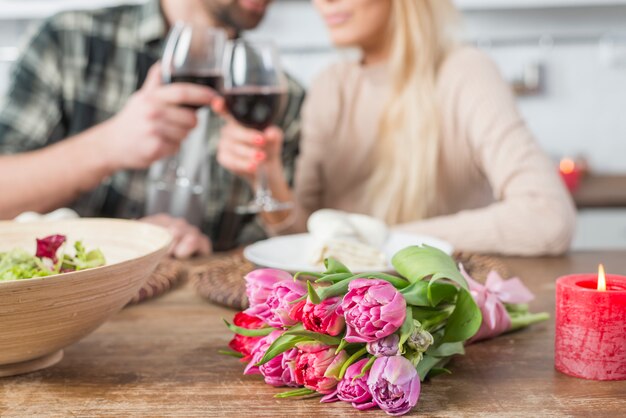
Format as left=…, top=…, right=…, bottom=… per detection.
left=200, top=0, right=262, bottom=33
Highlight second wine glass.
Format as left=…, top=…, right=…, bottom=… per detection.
left=223, top=39, right=292, bottom=215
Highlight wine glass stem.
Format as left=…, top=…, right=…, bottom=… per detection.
left=255, top=162, right=272, bottom=202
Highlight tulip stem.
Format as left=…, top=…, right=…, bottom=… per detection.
left=335, top=339, right=349, bottom=355
left=338, top=347, right=368, bottom=380
left=508, top=312, right=550, bottom=332
left=354, top=356, right=376, bottom=380
left=217, top=349, right=244, bottom=358
left=294, top=272, right=323, bottom=281
left=274, top=388, right=316, bottom=398
left=223, top=319, right=275, bottom=337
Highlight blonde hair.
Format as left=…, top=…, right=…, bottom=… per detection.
left=363, top=0, right=460, bottom=224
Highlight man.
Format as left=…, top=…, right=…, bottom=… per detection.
left=0, top=0, right=305, bottom=258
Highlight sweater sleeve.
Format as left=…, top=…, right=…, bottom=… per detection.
left=398, top=48, right=576, bottom=256
left=263, top=65, right=342, bottom=236
left=0, top=19, right=65, bottom=155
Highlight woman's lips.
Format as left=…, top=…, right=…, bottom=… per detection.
left=324, top=12, right=352, bottom=27
left=239, top=0, right=267, bottom=14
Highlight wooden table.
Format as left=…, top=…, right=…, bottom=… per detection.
left=1, top=252, right=625, bottom=417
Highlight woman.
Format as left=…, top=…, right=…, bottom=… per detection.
left=217, top=0, right=576, bottom=256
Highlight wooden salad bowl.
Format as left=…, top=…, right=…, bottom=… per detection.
left=0, top=218, right=172, bottom=377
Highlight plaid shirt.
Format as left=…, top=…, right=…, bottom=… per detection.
left=0, top=0, right=305, bottom=250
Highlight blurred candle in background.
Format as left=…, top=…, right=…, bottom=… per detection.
left=559, top=158, right=582, bottom=193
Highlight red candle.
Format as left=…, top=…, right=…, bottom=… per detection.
left=559, top=158, right=581, bottom=193
left=555, top=265, right=626, bottom=380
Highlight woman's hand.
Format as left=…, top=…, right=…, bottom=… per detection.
left=214, top=105, right=293, bottom=225
left=216, top=116, right=285, bottom=184
left=140, top=214, right=212, bottom=259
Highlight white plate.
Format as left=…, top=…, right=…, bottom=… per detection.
left=243, top=232, right=454, bottom=274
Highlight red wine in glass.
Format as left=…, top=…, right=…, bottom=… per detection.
left=223, top=39, right=293, bottom=214
left=170, top=71, right=224, bottom=91
left=224, top=86, right=287, bottom=130
left=170, top=71, right=224, bottom=110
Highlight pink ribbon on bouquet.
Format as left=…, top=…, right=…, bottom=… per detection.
left=459, top=265, right=535, bottom=343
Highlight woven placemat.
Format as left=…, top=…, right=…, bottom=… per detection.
left=126, top=258, right=188, bottom=306
left=189, top=252, right=511, bottom=311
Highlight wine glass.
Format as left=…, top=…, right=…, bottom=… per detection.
left=223, top=39, right=292, bottom=214
left=145, top=23, right=226, bottom=227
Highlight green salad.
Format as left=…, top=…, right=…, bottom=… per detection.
left=0, top=235, right=105, bottom=282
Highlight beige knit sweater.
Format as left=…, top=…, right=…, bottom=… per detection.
left=271, top=47, right=576, bottom=256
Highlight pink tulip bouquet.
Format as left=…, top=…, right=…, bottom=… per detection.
left=223, top=246, right=548, bottom=416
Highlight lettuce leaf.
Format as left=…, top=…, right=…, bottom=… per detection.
left=0, top=239, right=105, bottom=281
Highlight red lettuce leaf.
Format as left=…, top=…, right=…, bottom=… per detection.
left=36, top=235, right=67, bottom=262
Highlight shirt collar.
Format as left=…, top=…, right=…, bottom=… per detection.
left=138, top=0, right=168, bottom=46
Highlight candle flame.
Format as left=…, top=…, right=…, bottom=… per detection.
left=560, top=159, right=576, bottom=174
left=598, top=264, right=607, bottom=292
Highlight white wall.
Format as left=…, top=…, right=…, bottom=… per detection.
left=464, top=7, right=626, bottom=173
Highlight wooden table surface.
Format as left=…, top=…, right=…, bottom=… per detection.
left=2, top=252, right=625, bottom=417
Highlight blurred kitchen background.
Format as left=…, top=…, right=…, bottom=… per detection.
left=2, top=0, right=626, bottom=250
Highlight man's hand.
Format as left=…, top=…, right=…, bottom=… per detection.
left=100, top=63, right=220, bottom=171
left=140, top=214, right=212, bottom=259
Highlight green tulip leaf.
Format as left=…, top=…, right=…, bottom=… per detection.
left=350, top=272, right=409, bottom=289
left=411, top=306, right=454, bottom=332
left=283, top=329, right=342, bottom=346
left=294, top=271, right=324, bottom=281
left=317, top=278, right=354, bottom=300
left=428, top=368, right=452, bottom=378
left=392, top=245, right=468, bottom=290
left=398, top=308, right=414, bottom=347
left=416, top=355, right=451, bottom=381
left=217, top=349, right=245, bottom=358
left=324, top=258, right=352, bottom=274
left=441, top=289, right=482, bottom=343
left=401, top=281, right=458, bottom=307
left=307, top=280, right=322, bottom=304
left=257, top=334, right=309, bottom=366
left=223, top=319, right=275, bottom=337
left=274, top=388, right=317, bottom=399
left=315, top=273, right=354, bottom=284
left=426, top=341, right=465, bottom=357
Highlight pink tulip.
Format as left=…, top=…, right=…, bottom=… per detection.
left=337, top=358, right=376, bottom=410
left=260, top=347, right=299, bottom=388
left=244, top=331, right=279, bottom=376
left=243, top=330, right=299, bottom=387
left=294, top=342, right=348, bottom=394
left=367, top=356, right=421, bottom=416
left=243, top=331, right=276, bottom=374
left=258, top=281, right=307, bottom=328
left=339, top=279, right=406, bottom=343
left=244, top=269, right=292, bottom=319
left=367, top=334, right=401, bottom=357
left=300, top=297, right=345, bottom=336
left=244, top=269, right=292, bottom=306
